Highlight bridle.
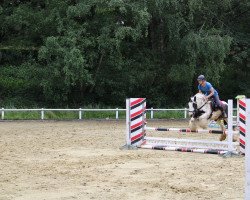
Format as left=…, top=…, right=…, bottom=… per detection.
left=189, top=96, right=209, bottom=118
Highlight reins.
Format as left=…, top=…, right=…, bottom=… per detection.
left=197, top=100, right=209, bottom=111
left=189, top=97, right=210, bottom=118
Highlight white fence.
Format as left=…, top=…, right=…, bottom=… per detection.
left=0, top=107, right=237, bottom=120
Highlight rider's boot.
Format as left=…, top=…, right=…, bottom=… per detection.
left=218, top=105, right=227, bottom=118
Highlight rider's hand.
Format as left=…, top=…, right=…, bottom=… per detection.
left=204, top=96, right=209, bottom=101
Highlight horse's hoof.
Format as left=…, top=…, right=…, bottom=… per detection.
left=233, top=135, right=239, bottom=142
left=219, top=134, right=227, bottom=141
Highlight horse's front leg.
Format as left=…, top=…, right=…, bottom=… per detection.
left=189, top=117, right=197, bottom=131
left=198, top=113, right=211, bottom=129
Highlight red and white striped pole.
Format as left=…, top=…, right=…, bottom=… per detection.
left=239, top=98, right=246, bottom=154
left=236, top=95, right=246, bottom=127
left=126, top=98, right=146, bottom=147
left=145, top=127, right=238, bottom=134
left=141, top=145, right=228, bottom=155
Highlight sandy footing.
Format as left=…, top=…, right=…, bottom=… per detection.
left=0, top=120, right=244, bottom=200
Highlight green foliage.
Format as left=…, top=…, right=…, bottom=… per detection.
left=151, top=110, right=185, bottom=119
left=0, top=0, right=249, bottom=108
left=1, top=110, right=186, bottom=120
left=3, top=111, right=41, bottom=120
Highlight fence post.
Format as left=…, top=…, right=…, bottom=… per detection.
left=236, top=95, right=246, bottom=127
left=245, top=99, right=250, bottom=200
left=237, top=99, right=239, bottom=127
left=41, top=108, right=44, bottom=120
left=151, top=108, right=153, bottom=119
left=227, top=100, right=234, bottom=151
left=116, top=108, right=119, bottom=120
left=1, top=108, right=4, bottom=120
left=184, top=108, right=187, bottom=119
left=79, top=108, right=82, bottom=120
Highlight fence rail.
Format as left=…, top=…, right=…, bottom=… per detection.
left=0, top=107, right=238, bottom=120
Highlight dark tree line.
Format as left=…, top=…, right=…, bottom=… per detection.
left=0, top=0, right=249, bottom=108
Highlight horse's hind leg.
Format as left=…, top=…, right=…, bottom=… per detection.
left=218, top=119, right=227, bottom=141
left=223, top=118, right=238, bottom=142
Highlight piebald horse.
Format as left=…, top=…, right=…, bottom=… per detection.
left=188, top=93, right=228, bottom=141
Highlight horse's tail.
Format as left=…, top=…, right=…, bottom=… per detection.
left=221, top=101, right=228, bottom=118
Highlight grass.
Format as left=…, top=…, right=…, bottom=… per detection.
left=148, top=110, right=186, bottom=119
left=2, top=112, right=41, bottom=120
left=0, top=110, right=186, bottom=120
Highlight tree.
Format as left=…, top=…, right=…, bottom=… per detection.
left=0, top=0, right=249, bottom=107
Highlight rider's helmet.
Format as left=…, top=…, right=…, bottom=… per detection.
left=197, top=75, right=206, bottom=81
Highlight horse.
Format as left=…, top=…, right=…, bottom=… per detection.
left=188, top=93, right=228, bottom=141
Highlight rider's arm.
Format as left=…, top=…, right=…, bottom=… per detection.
left=207, top=87, right=215, bottom=98
left=198, top=84, right=202, bottom=93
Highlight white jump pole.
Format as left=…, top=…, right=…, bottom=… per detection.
left=126, top=99, right=131, bottom=146
left=245, top=99, right=250, bottom=200
left=227, top=100, right=234, bottom=152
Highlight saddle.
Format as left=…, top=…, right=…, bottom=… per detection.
left=210, top=99, right=228, bottom=118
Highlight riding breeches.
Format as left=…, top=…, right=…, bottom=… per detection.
left=212, top=95, right=222, bottom=107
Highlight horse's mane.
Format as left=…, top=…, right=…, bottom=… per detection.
left=195, top=93, right=205, bottom=99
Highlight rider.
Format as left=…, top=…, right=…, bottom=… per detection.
left=197, top=75, right=226, bottom=117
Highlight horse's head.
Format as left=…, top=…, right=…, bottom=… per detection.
left=193, top=93, right=207, bottom=107
left=188, top=93, right=210, bottom=118
left=188, top=97, right=195, bottom=117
